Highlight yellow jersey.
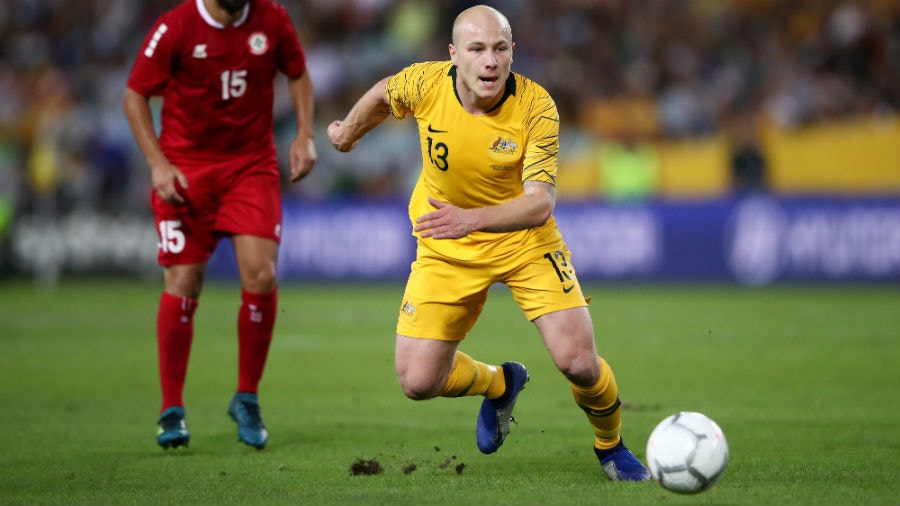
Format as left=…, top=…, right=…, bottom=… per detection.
left=386, top=61, right=564, bottom=261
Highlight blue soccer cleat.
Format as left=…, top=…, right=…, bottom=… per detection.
left=228, top=392, right=269, bottom=449
left=476, top=361, right=530, bottom=454
left=595, top=438, right=652, bottom=481
left=157, top=406, right=190, bottom=449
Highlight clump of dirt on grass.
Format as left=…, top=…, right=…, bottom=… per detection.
left=438, top=455, right=457, bottom=469
left=350, top=458, right=384, bottom=476
left=350, top=452, right=465, bottom=477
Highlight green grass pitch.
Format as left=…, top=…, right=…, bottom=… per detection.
left=1, top=279, right=898, bottom=505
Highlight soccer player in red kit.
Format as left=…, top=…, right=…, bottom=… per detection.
left=122, top=0, right=315, bottom=450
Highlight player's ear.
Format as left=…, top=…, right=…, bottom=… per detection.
left=449, top=43, right=457, bottom=64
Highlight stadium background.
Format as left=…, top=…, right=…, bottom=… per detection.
left=0, top=0, right=898, bottom=284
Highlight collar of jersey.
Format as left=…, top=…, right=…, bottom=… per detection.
left=448, top=65, right=516, bottom=114
left=196, top=0, right=250, bottom=29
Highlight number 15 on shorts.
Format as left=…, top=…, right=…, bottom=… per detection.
left=158, top=220, right=186, bottom=254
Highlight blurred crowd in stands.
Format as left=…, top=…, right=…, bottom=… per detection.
left=0, top=0, right=898, bottom=224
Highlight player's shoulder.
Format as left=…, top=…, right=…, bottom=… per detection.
left=153, top=0, right=198, bottom=33
left=397, top=61, right=453, bottom=81
left=253, top=0, right=291, bottom=17
left=512, top=72, right=552, bottom=101
left=511, top=72, right=557, bottom=116
left=163, top=0, right=198, bottom=21
left=390, top=61, right=452, bottom=97
left=247, top=0, right=297, bottom=36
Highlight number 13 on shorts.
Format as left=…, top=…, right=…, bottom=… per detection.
left=544, top=249, right=576, bottom=292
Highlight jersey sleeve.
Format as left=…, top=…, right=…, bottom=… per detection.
left=126, top=14, right=178, bottom=97
left=520, top=79, right=560, bottom=186
left=385, top=61, right=449, bottom=119
left=274, top=5, right=306, bottom=79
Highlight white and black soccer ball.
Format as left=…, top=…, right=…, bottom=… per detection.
left=645, top=411, right=729, bottom=494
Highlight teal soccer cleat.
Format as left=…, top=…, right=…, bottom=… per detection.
left=476, top=361, right=530, bottom=454
left=228, top=393, right=269, bottom=449
left=595, top=439, right=652, bottom=481
left=157, top=406, right=190, bottom=449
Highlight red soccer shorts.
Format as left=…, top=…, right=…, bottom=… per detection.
left=152, top=152, right=282, bottom=266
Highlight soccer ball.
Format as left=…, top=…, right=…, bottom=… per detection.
left=645, top=411, right=729, bottom=494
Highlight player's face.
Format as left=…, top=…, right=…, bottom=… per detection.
left=449, top=19, right=514, bottom=109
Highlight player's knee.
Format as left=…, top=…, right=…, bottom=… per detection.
left=555, top=350, right=600, bottom=385
left=397, top=374, right=441, bottom=401
left=240, top=264, right=277, bottom=292
left=400, top=386, right=432, bottom=401
left=164, top=265, right=204, bottom=298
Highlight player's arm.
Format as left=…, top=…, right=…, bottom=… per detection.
left=326, top=76, right=393, bottom=152
left=414, top=181, right=556, bottom=239
left=287, top=71, right=317, bottom=182
left=122, top=87, right=188, bottom=204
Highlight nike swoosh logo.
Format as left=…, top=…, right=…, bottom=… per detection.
left=427, top=124, right=448, bottom=133
left=563, top=284, right=575, bottom=293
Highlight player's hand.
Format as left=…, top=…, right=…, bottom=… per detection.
left=151, top=161, right=188, bottom=205
left=327, top=120, right=359, bottom=152
left=414, top=196, right=475, bottom=239
left=289, top=135, right=317, bottom=182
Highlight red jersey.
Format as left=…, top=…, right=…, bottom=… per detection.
left=127, top=0, right=306, bottom=163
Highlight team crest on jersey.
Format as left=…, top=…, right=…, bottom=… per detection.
left=489, top=136, right=518, bottom=155
left=248, top=32, right=268, bottom=55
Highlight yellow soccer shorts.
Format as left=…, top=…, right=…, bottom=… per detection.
left=396, top=241, right=588, bottom=341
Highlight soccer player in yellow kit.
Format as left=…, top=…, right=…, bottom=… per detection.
left=327, top=4, right=650, bottom=481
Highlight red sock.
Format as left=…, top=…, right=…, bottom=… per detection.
left=157, top=292, right=198, bottom=413
left=237, top=288, right=277, bottom=394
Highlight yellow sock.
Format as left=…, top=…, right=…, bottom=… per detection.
left=571, top=356, right=622, bottom=450
left=439, top=351, right=506, bottom=399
